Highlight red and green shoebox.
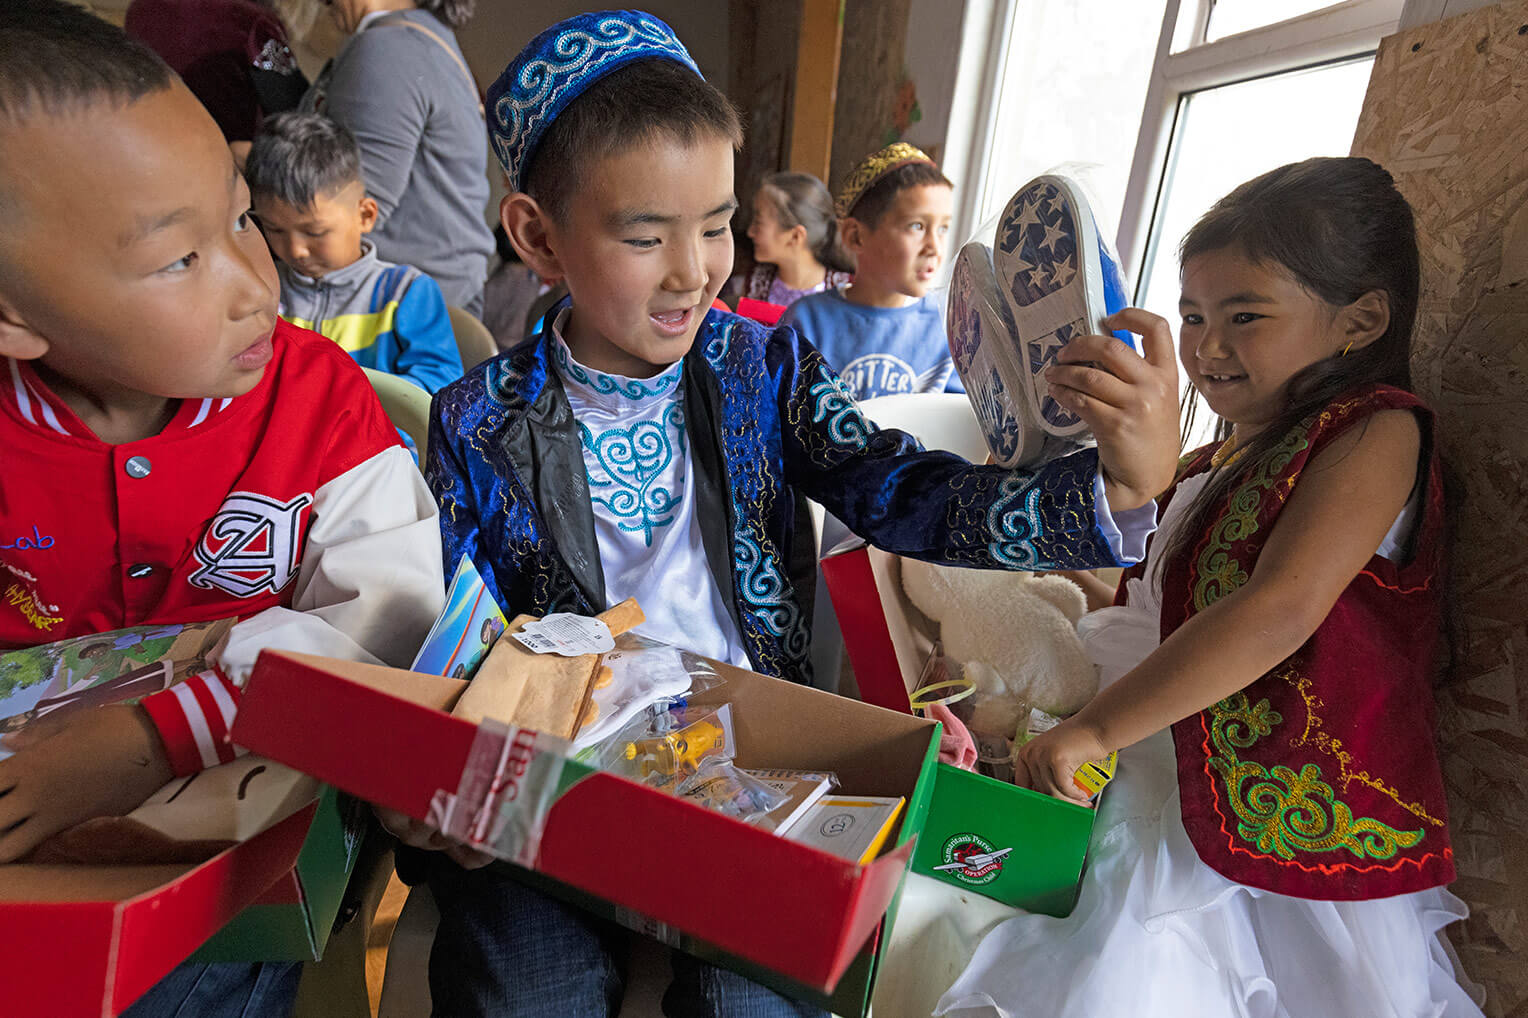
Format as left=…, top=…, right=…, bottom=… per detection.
left=0, top=795, right=312, bottom=1018
left=821, top=541, right=1098, bottom=915
left=0, top=620, right=361, bottom=1017
left=230, top=648, right=942, bottom=1017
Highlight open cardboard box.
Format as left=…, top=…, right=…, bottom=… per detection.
left=821, top=541, right=1098, bottom=914
left=0, top=798, right=314, bottom=1018
left=231, top=649, right=941, bottom=1016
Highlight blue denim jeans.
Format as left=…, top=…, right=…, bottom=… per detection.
left=120, top=960, right=302, bottom=1018
left=426, top=859, right=829, bottom=1018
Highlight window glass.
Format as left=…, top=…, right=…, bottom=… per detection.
left=976, top=0, right=1170, bottom=242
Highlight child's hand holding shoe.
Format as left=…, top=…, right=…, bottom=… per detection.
left=1045, top=308, right=1180, bottom=513
left=0, top=704, right=173, bottom=863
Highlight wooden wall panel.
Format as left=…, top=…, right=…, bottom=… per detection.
left=829, top=0, right=913, bottom=193
left=1351, top=5, right=1528, bottom=1014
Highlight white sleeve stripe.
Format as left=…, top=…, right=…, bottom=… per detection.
left=169, top=682, right=223, bottom=771
left=204, top=674, right=239, bottom=733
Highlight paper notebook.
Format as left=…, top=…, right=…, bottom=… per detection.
left=781, top=795, right=906, bottom=864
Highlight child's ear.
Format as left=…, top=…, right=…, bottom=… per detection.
left=501, top=192, right=563, bottom=283
left=838, top=216, right=865, bottom=255
left=1340, top=289, right=1391, bottom=352
left=787, top=224, right=809, bottom=250
left=358, top=195, right=379, bottom=234
left=0, top=297, right=48, bottom=362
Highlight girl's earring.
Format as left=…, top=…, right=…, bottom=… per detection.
left=1341, top=341, right=1354, bottom=357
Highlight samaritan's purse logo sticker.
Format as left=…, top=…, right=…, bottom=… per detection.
left=933, top=832, right=1012, bottom=886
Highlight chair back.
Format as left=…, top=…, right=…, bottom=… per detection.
left=447, top=305, right=498, bottom=371
left=362, top=368, right=431, bottom=463
left=858, top=393, right=989, bottom=461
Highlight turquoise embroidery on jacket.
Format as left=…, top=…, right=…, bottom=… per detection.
left=807, top=363, right=872, bottom=451
left=554, top=339, right=682, bottom=400
left=579, top=403, right=687, bottom=546
left=734, top=527, right=808, bottom=660
left=986, top=475, right=1044, bottom=569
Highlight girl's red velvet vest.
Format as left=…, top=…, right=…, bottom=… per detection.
left=1117, top=384, right=1455, bottom=899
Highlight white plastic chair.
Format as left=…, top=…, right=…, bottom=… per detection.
left=858, top=392, right=990, bottom=461
left=808, top=392, right=988, bottom=696
left=362, top=368, right=431, bottom=463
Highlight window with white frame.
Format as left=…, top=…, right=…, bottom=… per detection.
left=1120, top=0, right=1405, bottom=443
left=954, top=0, right=1403, bottom=444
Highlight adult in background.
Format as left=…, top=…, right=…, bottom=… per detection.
left=305, top=0, right=494, bottom=316
left=125, top=0, right=308, bottom=162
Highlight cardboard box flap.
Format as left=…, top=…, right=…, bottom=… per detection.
left=0, top=863, right=192, bottom=902
left=234, top=651, right=472, bottom=818
left=689, top=658, right=935, bottom=794
left=825, top=841, right=915, bottom=988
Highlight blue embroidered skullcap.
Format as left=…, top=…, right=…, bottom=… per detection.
left=488, top=10, right=701, bottom=192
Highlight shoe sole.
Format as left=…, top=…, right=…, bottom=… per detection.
left=992, top=174, right=1136, bottom=439
left=947, top=241, right=1049, bottom=467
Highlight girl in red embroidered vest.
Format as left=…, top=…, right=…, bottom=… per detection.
left=937, top=158, right=1483, bottom=1017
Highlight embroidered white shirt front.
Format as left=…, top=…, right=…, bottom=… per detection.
left=551, top=313, right=748, bottom=666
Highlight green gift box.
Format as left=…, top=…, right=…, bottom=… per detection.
left=193, top=783, right=363, bottom=962
left=822, top=542, right=1100, bottom=913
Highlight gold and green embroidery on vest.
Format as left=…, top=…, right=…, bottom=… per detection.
left=1207, top=693, right=1424, bottom=861
left=1191, top=422, right=1425, bottom=864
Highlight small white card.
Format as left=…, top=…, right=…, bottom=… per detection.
left=513, top=614, right=615, bottom=656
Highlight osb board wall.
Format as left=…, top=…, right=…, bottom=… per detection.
left=1351, top=5, right=1528, bottom=1014
left=829, top=0, right=913, bottom=193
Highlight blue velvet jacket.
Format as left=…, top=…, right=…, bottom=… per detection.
left=426, top=306, right=1123, bottom=685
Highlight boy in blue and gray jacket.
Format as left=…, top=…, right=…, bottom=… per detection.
left=246, top=111, right=463, bottom=395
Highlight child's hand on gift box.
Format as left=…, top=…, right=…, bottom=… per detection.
left=0, top=704, right=174, bottom=863
left=1012, top=714, right=1108, bottom=805
left=1044, top=307, right=1180, bottom=514
left=373, top=805, right=495, bottom=870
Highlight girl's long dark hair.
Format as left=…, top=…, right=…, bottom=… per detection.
left=758, top=171, right=856, bottom=275
left=1158, top=156, right=1420, bottom=576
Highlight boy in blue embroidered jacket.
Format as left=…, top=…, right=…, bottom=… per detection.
left=244, top=111, right=464, bottom=395
left=405, top=11, right=1181, bottom=1018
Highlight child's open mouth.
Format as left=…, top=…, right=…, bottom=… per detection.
left=649, top=307, right=693, bottom=336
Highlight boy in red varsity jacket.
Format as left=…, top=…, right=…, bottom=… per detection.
left=0, top=6, right=443, bottom=1014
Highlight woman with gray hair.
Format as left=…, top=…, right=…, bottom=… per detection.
left=305, top=0, right=494, bottom=315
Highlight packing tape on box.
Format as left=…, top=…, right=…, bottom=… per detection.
left=427, top=719, right=572, bottom=867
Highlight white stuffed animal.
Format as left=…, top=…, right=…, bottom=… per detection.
left=901, top=559, right=1098, bottom=738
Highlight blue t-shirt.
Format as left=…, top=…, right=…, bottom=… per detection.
left=781, top=287, right=962, bottom=400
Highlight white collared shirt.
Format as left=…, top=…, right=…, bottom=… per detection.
left=550, top=313, right=749, bottom=666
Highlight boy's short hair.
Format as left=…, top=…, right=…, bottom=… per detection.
left=847, top=162, right=954, bottom=229
left=244, top=111, right=365, bottom=210
left=523, top=59, right=743, bottom=223
left=0, top=0, right=171, bottom=123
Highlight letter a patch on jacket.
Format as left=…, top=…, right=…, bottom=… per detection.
left=190, top=492, right=313, bottom=598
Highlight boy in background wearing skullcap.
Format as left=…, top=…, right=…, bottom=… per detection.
left=783, top=143, right=962, bottom=399
left=406, top=9, right=1183, bottom=1015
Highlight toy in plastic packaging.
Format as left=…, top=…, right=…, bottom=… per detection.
left=612, top=703, right=735, bottom=786
left=675, top=757, right=789, bottom=825
left=571, top=633, right=721, bottom=750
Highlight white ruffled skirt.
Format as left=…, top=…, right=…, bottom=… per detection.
left=934, top=580, right=1485, bottom=1018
